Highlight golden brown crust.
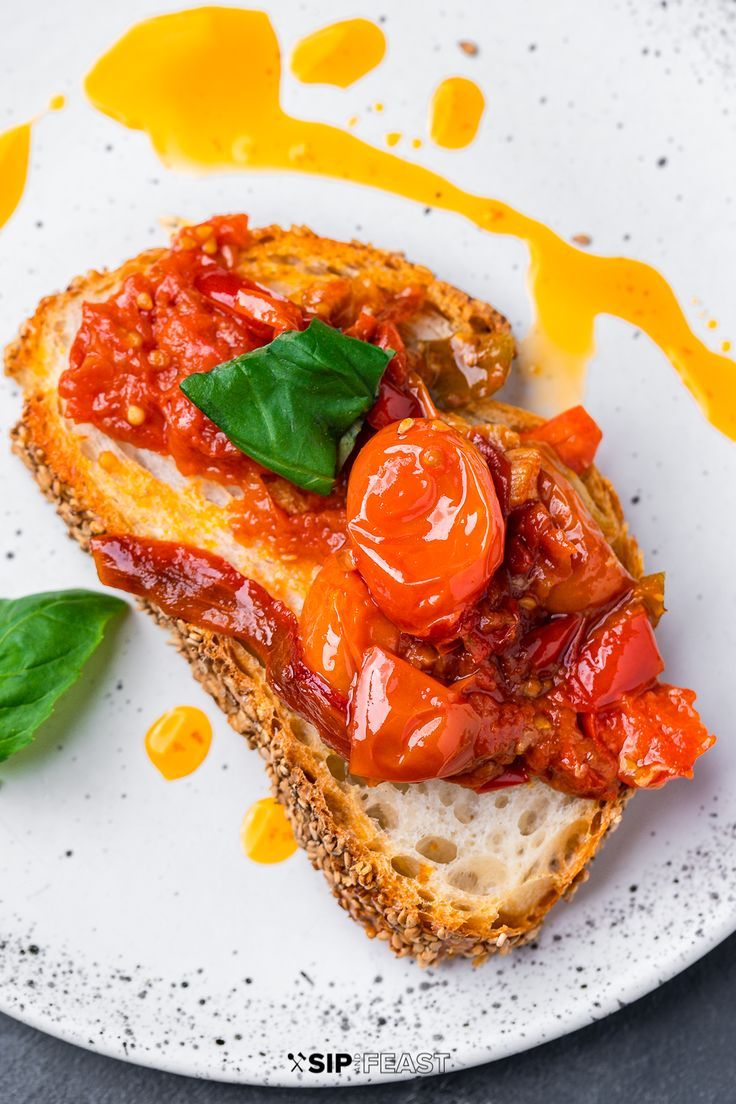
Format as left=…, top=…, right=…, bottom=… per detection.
left=6, top=225, right=633, bottom=964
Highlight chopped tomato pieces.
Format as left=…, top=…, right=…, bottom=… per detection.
left=583, top=684, right=715, bottom=787
left=347, top=419, right=504, bottom=639
left=300, top=551, right=399, bottom=695
left=348, top=647, right=479, bottom=782
left=559, top=604, right=664, bottom=712
left=195, top=268, right=305, bottom=336
left=522, top=405, right=602, bottom=474
left=521, top=614, right=583, bottom=672
left=537, top=465, right=633, bottom=612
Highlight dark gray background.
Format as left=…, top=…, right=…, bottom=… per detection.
left=1, top=931, right=733, bottom=1103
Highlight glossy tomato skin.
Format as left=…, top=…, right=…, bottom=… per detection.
left=557, top=603, right=664, bottom=712
left=538, top=459, right=633, bottom=613
left=346, top=419, right=504, bottom=639
left=521, top=405, right=602, bottom=474
left=348, top=646, right=479, bottom=782
left=582, top=683, right=715, bottom=787
left=300, top=550, right=399, bottom=695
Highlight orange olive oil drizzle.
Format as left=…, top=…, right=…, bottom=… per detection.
left=290, top=17, right=386, bottom=88
left=240, top=797, right=297, bottom=863
left=81, top=7, right=735, bottom=439
left=145, top=705, right=212, bottom=780
left=0, top=96, right=65, bottom=231
left=429, top=76, right=485, bottom=149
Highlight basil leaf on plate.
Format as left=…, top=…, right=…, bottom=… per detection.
left=0, top=589, right=126, bottom=762
left=180, top=318, right=392, bottom=495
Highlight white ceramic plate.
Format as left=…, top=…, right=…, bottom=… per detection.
left=1, top=0, right=734, bottom=1086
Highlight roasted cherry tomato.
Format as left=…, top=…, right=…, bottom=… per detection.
left=521, top=405, right=602, bottom=474
left=538, top=461, right=632, bottom=613
left=196, top=269, right=305, bottom=336
left=558, top=603, right=664, bottom=712
left=348, top=646, right=479, bottom=782
left=300, top=550, right=399, bottom=695
left=347, top=419, right=504, bottom=638
left=583, top=684, right=715, bottom=788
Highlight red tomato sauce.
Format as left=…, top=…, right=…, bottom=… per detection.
left=58, top=216, right=406, bottom=561
left=72, top=216, right=714, bottom=800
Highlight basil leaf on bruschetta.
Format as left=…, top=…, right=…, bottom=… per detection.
left=0, top=590, right=126, bottom=761
left=179, top=318, right=392, bottom=494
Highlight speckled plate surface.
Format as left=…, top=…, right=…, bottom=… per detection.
left=1, top=0, right=735, bottom=1087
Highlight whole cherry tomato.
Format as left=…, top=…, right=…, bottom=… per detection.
left=558, top=603, right=664, bottom=711
left=346, top=419, right=504, bottom=638
left=348, top=646, right=479, bottom=782
left=300, top=550, right=399, bottom=695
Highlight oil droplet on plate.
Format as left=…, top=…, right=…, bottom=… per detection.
left=0, top=97, right=65, bottom=232
left=83, top=7, right=736, bottom=440
left=241, top=797, right=297, bottom=863
left=429, top=76, right=485, bottom=149
left=0, top=123, right=32, bottom=230
left=145, top=705, right=212, bottom=780
left=291, top=18, right=385, bottom=88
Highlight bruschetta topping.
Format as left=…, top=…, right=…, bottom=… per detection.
left=67, top=215, right=713, bottom=801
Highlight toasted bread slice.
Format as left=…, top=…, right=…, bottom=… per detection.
left=6, top=225, right=637, bottom=964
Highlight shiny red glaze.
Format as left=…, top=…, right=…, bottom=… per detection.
left=347, top=419, right=505, bottom=638
left=559, top=604, right=664, bottom=712
left=90, top=534, right=350, bottom=757
left=348, top=647, right=479, bottom=782
left=195, top=268, right=305, bottom=336
left=473, top=764, right=530, bottom=793
left=300, top=550, right=400, bottom=695
left=583, top=684, right=715, bottom=787
left=522, top=614, right=583, bottom=672
left=538, top=462, right=633, bottom=612
left=467, top=432, right=512, bottom=516
left=522, top=405, right=602, bottom=474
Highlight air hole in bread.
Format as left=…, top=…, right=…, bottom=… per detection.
left=590, top=811, right=603, bottom=834
left=391, top=782, right=410, bottom=795
left=494, top=794, right=510, bottom=809
left=325, top=754, right=347, bottom=782
left=365, top=803, right=399, bottom=831
left=448, top=857, right=506, bottom=896
left=452, top=794, right=477, bottom=824
left=517, top=809, right=538, bottom=836
left=415, top=836, right=457, bottom=864
left=324, top=791, right=345, bottom=822
left=391, top=855, right=421, bottom=879
left=563, top=819, right=588, bottom=865
left=301, top=767, right=317, bottom=785
left=416, top=888, right=434, bottom=903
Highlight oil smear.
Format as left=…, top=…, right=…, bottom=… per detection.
left=145, top=705, right=212, bottom=780
left=0, top=96, right=65, bottom=231
left=429, top=76, right=485, bottom=149
left=83, top=7, right=736, bottom=439
left=241, top=797, right=298, bottom=863
left=291, top=18, right=386, bottom=87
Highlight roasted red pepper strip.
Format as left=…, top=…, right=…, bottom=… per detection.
left=521, top=405, right=603, bottom=474
left=348, top=646, right=479, bottom=782
left=90, top=534, right=350, bottom=757
left=582, top=684, right=715, bottom=787
left=558, top=604, right=664, bottom=712
left=521, top=614, right=584, bottom=673
left=196, top=269, right=305, bottom=336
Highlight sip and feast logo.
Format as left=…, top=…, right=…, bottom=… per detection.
left=287, top=1050, right=451, bottom=1076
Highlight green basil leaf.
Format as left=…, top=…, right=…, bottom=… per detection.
left=0, top=590, right=126, bottom=762
left=180, top=318, right=392, bottom=495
